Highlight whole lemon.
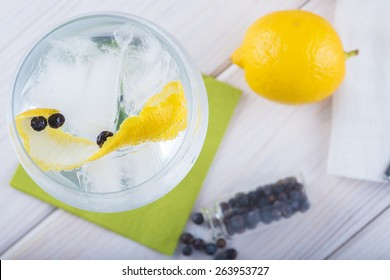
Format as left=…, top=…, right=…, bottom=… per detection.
left=232, top=10, right=355, bottom=104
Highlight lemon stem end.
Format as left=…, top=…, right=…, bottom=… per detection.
left=345, top=49, right=359, bottom=59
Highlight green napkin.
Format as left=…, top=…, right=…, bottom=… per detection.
left=10, top=75, right=242, bottom=255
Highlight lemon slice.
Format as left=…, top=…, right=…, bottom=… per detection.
left=15, top=80, right=188, bottom=171
left=15, top=108, right=99, bottom=171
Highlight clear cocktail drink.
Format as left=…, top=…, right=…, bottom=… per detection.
left=9, top=13, right=208, bottom=212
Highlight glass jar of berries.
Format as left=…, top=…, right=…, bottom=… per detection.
left=201, top=175, right=311, bottom=239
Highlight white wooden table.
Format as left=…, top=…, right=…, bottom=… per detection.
left=1, top=0, right=389, bottom=260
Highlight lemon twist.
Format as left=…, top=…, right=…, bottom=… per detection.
left=16, top=80, right=188, bottom=171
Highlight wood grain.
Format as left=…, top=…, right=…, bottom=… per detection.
left=0, top=0, right=306, bottom=256
left=328, top=206, right=390, bottom=259
left=2, top=0, right=389, bottom=260
left=211, top=67, right=390, bottom=259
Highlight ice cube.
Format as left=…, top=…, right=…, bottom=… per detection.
left=113, top=24, right=133, bottom=50
left=77, top=142, right=165, bottom=193
left=22, top=37, right=121, bottom=140
left=77, top=153, right=126, bottom=193
left=159, top=133, right=184, bottom=160
left=114, top=25, right=180, bottom=115
left=48, top=37, right=100, bottom=63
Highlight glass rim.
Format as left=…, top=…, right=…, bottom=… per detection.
left=8, top=12, right=208, bottom=203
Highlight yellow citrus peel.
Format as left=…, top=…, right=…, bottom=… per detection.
left=232, top=10, right=355, bottom=104
left=16, top=80, right=188, bottom=171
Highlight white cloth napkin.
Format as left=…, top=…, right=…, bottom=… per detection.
left=328, top=0, right=390, bottom=183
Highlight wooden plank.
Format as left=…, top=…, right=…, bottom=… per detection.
left=3, top=0, right=366, bottom=260
left=0, top=0, right=307, bottom=255
left=302, top=0, right=336, bottom=22
left=206, top=66, right=390, bottom=259
left=1, top=210, right=171, bottom=260
left=0, top=178, right=55, bottom=253
left=328, top=207, right=390, bottom=259
left=211, top=0, right=390, bottom=259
